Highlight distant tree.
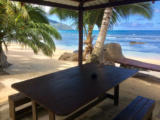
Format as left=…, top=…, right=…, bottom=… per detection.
left=0, top=0, right=61, bottom=68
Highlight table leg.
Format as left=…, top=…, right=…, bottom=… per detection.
left=114, top=85, right=119, bottom=106
left=49, top=111, right=55, bottom=120
left=32, top=101, right=38, bottom=120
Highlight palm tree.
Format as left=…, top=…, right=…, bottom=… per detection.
left=49, top=8, right=103, bottom=59
left=50, top=3, right=152, bottom=62
left=0, top=0, right=61, bottom=68
left=89, top=3, right=153, bottom=63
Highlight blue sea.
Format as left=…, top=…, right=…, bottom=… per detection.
left=55, top=30, right=160, bottom=59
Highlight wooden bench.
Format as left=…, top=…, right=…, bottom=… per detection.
left=113, top=96, right=155, bottom=120
left=116, top=58, right=160, bottom=72
left=8, top=93, right=31, bottom=120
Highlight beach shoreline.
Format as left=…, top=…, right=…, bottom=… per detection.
left=0, top=43, right=160, bottom=105
left=0, top=43, right=160, bottom=120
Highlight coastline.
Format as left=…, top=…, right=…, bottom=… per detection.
left=0, top=43, right=160, bottom=105
left=0, top=43, right=160, bottom=120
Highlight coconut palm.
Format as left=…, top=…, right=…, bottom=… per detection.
left=50, top=8, right=104, bottom=59
left=0, top=0, right=61, bottom=68
left=50, top=3, right=153, bottom=61
left=90, top=3, right=153, bottom=63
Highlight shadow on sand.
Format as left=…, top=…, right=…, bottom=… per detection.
left=0, top=83, right=5, bottom=90
left=133, top=72, right=160, bottom=84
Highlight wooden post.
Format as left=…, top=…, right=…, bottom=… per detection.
left=8, top=98, right=16, bottom=120
left=32, top=101, right=38, bottom=120
left=49, top=111, right=55, bottom=120
left=78, top=2, right=83, bottom=66
left=114, top=85, right=119, bottom=106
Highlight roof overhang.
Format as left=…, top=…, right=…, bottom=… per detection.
left=11, top=0, right=159, bottom=11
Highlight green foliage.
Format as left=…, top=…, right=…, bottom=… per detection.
left=50, top=2, right=153, bottom=31
left=111, top=3, right=153, bottom=28
left=0, top=0, right=61, bottom=56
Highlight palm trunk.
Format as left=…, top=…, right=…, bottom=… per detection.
left=89, top=7, right=113, bottom=63
left=0, top=42, right=10, bottom=68
left=84, top=25, right=94, bottom=59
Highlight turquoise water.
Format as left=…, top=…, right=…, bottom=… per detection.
left=55, top=30, right=160, bottom=58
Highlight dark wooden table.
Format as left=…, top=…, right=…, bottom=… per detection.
left=12, top=63, right=138, bottom=120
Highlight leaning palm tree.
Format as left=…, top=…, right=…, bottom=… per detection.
left=50, top=3, right=152, bottom=62
left=0, top=0, right=61, bottom=68
left=89, top=3, right=153, bottom=63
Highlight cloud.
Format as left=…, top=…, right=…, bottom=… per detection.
left=154, top=8, right=160, bottom=13
left=114, top=22, right=155, bottom=30
left=41, top=6, right=51, bottom=13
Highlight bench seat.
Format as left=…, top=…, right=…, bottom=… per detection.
left=116, top=58, right=160, bottom=72
left=113, top=96, right=155, bottom=120
left=8, top=93, right=31, bottom=120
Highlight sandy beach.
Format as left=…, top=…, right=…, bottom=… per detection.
left=0, top=43, right=160, bottom=120
left=0, top=43, right=78, bottom=104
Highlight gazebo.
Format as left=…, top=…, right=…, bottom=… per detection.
left=9, top=0, right=159, bottom=120
left=11, top=0, right=158, bottom=66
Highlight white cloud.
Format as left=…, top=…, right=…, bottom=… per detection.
left=41, top=6, right=51, bottom=13
left=154, top=8, right=160, bottom=13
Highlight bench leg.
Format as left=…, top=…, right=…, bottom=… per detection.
left=32, top=101, right=38, bottom=120
left=8, top=98, right=16, bottom=120
left=114, top=85, right=119, bottom=106
left=148, top=113, right=153, bottom=120
left=49, top=111, right=55, bottom=120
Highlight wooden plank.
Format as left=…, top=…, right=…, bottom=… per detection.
left=11, top=0, right=79, bottom=10
left=113, top=96, right=155, bottom=120
left=133, top=99, right=155, bottom=120
left=116, top=58, right=160, bottom=72
left=78, top=2, right=84, bottom=66
left=113, top=96, right=143, bottom=120
left=84, top=0, right=159, bottom=10
left=12, top=64, right=138, bottom=116
left=15, top=104, right=43, bottom=119
left=11, top=0, right=157, bottom=12
left=15, top=106, right=32, bottom=119
left=8, top=93, right=31, bottom=107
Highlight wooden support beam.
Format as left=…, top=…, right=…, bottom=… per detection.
left=78, top=2, right=83, bottom=66
left=11, top=0, right=79, bottom=10
left=11, top=0, right=159, bottom=11
left=84, top=0, right=160, bottom=10
left=114, top=85, right=119, bottom=106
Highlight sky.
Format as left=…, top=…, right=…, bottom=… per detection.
left=45, top=1, right=160, bottom=30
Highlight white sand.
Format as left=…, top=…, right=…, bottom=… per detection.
left=0, top=44, right=160, bottom=120
left=0, top=43, right=78, bottom=104
left=0, top=43, right=160, bottom=104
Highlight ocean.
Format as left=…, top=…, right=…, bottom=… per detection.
left=55, top=30, right=160, bottom=59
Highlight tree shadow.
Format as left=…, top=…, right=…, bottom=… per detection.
left=133, top=72, right=160, bottom=84
left=0, top=83, right=5, bottom=90
left=0, top=69, right=9, bottom=75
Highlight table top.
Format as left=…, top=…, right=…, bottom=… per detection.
left=12, top=63, right=138, bottom=116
